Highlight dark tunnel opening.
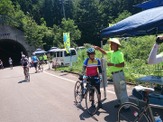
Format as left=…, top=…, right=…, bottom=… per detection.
left=0, top=39, right=28, bottom=68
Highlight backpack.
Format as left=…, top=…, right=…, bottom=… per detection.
left=22, top=58, right=28, bottom=66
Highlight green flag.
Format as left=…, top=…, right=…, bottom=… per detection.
left=63, top=32, right=70, bottom=53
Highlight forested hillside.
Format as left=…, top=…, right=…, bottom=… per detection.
left=1, top=0, right=147, bottom=49
left=1, top=0, right=162, bottom=81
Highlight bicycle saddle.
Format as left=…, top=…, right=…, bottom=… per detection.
left=134, top=85, right=154, bottom=92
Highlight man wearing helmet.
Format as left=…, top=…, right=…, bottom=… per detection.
left=21, top=55, right=29, bottom=79
left=82, top=47, right=103, bottom=108
left=31, top=53, right=39, bottom=73
left=94, top=38, right=129, bottom=110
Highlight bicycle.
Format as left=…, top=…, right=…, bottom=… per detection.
left=117, top=85, right=163, bottom=122
left=74, top=75, right=100, bottom=115
left=24, top=66, right=30, bottom=82
left=37, top=61, right=43, bottom=72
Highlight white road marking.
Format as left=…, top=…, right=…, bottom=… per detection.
left=106, top=90, right=115, bottom=94
left=43, top=71, right=76, bottom=83
left=44, top=71, right=115, bottom=94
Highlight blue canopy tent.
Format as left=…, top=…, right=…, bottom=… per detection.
left=101, top=6, right=163, bottom=38
left=134, top=0, right=163, bottom=9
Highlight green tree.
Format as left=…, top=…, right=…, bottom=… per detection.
left=22, top=15, right=44, bottom=48
left=0, top=0, right=15, bottom=16
left=53, top=18, right=81, bottom=48
left=113, top=10, right=132, bottom=23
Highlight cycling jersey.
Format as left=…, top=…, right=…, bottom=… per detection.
left=32, top=56, right=38, bottom=63
left=83, top=58, right=101, bottom=76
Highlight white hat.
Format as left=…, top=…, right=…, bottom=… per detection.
left=109, top=38, right=121, bottom=46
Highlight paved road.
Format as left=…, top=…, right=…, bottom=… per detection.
left=0, top=66, right=135, bottom=122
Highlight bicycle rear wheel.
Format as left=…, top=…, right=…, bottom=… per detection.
left=74, top=81, right=83, bottom=105
left=118, top=102, right=150, bottom=122
left=85, top=86, right=99, bottom=115
left=25, top=68, right=30, bottom=82
left=26, top=72, right=30, bottom=82
left=40, top=65, right=43, bottom=72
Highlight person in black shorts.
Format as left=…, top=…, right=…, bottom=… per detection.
left=21, top=55, right=29, bottom=78
left=82, top=47, right=102, bottom=108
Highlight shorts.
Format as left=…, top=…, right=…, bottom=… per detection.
left=33, top=62, right=38, bottom=68
left=89, top=76, right=101, bottom=94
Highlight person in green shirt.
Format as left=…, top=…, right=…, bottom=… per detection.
left=39, top=55, right=43, bottom=64
left=94, top=38, right=129, bottom=109
left=43, top=53, right=48, bottom=64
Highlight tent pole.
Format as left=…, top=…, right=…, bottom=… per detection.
left=101, top=40, right=107, bottom=99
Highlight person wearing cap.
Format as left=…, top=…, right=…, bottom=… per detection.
left=94, top=38, right=129, bottom=109
left=43, top=53, right=48, bottom=64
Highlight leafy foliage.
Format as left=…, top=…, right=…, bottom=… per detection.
left=1, top=0, right=161, bottom=83
left=8, top=0, right=148, bottom=47
left=52, top=18, right=81, bottom=48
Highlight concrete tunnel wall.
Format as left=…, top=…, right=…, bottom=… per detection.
left=0, top=25, right=35, bottom=67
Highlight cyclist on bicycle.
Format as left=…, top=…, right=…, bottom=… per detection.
left=21, top=55, right=29, bottom=79
left=31, top=53, right=39, bottom=73
left=82, top=47, right=102, bottom=108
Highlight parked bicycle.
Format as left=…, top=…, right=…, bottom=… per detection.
left=118, top=85, right=163, bottom=122
left=74, top=75, right=100, bottom=115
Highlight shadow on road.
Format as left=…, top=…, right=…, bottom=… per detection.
left=102, top=100, right=119, bottom=122
left=74, top=101, right=99, bottom=121
left=18, top=80, right=28, bottom=83
left=74, top=99, right=119, bottom=122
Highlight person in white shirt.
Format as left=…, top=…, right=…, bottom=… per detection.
left=148, top=36, right=163, bottom=64
left=9, top=57, right=13, bottom=69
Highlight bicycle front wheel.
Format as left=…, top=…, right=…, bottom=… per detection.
left=85, top=86, right=99, bottom=115
left=118, top=102, right=150, bottom=122
left=74, top=81, right=83, bottom=105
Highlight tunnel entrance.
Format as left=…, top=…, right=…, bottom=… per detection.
left=0, top=39, right=28, bottom=67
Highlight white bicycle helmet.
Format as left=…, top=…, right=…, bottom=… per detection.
left=87, top=47, right=95, bottom=55
left=22, top=55, right=25, bottom=58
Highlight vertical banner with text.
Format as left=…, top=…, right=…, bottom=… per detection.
left=63, top=32, right=70, bottom=53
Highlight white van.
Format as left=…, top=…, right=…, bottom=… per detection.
left=51, top=48, right=77, bottom=66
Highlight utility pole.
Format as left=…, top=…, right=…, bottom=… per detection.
left=61, top=0, right=66, bottom=19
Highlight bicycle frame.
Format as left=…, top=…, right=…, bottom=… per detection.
left=148, top=104, right=163, bottom=121
left=118, top=97, right=163, bottom=122
left=135, top=96, right=163, bottom=122
left=136, top=103, right=163, bottom=122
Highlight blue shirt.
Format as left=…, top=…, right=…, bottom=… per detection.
left=32, top=56, right=38, bottom=63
